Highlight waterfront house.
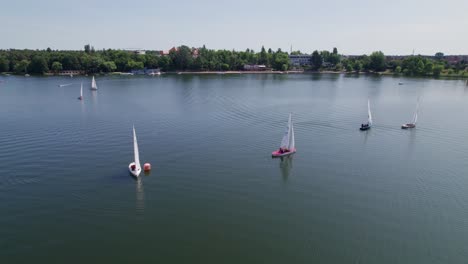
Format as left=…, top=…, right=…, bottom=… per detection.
left=289, top=54, right=312, bottom=67
left=243, top=64, right=270, bottom=71
left=58, top=70, right=84, bottom=76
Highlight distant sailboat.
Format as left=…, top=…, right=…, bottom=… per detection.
left=272, top=113, right=296, bottom=157
left=360, top=99, right=372, bottom=131
left=401, top=100, right=419, bottom=129
left=129, top=126, right=142, bottom=177
left=77, top=83, right=83, bottom=100
left=91, top=76, right=98, bottom=90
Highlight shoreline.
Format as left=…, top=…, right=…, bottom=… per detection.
left=2, top=71, right=467, bottom=80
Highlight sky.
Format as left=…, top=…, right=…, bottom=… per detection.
left=1, top=0, right=467, bottom=55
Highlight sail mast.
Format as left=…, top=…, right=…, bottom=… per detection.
left=133, top=126, right=141, bottom=170
left=280, top=114, right=291, bottom=149
left=367, top=99, right=372, bottom=125
left=289, top=117, right=295, bottom=150
left=91, top=76, right=97, bottom=90
left=413, top=100, right=419, bottom=124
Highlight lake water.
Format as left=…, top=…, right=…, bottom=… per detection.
left=1, top=74, right=468, bottom=263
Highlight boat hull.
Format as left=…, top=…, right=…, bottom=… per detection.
left=359, top=126, right=371, bottom=131
left=272, top=148, right=296, bottom=157
left=401, top=123, right=416, bottom=129
left=128, top=162, right=141, bottom=177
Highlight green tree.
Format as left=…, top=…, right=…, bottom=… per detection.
left=328, top=53, right=340, bottom=66
left=221, top=63, right=230, bottom=71
left=272, top=52, right=290, bottom=70
left=158, top=56, right=172, bottom=70
left=126, top=60, right=144, bottom=70
left=333, top=47, right=338, bottom=55
left=435, top=52, right=444, bottom=60
left=14, top=59, right=30, bottom=74
left=84, top=44, right=91, bottom=53
left=416, top=60, right=425, bottom=75
left=354, top=61, right=363, bottom=72
left=87, top=56, right=104, bottom=73
left=311, top=50, right=322, bottom=70
left=433, top=64, right=444, bottom=77
left=0, top=57, right=9, bottom=72
left=345, top=61, right=354, bottom=72
left=145, top=53, right=159, bottom=68
left=100, top=61, right=117, bottom=72
left=320, top=50, right=330, bottom=65
left=51, top=61, right=63, bottom=73
left=62, top=54, right=81, bottom=70
left=28, top=55, right=49, bottom=74
left=369, top=51, right=386, bottom=71
left=259, top=46, right=268, bottom=65
left=170, top=45, right=193, bottom=70
left=395, top=66, right=402, bottom=74
left=424, top=61, right=433, bottom=75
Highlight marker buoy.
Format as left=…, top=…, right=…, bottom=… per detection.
left=144, top=163, right=151, bottom=172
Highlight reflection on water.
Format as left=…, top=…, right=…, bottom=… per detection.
left=2, top=75, right=468, bottom=263
left=407, top=128, right=417, bottom=155
left=279, top=155, right=293, bottom=182
left=135, top=177, right=144, bottom=213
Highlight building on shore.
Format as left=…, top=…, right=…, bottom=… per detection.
left=131, top=68, right=160, bottom=75
left=243, top=64, right=270, bottom=71
left=159, top=47, right=199, bottom=58
left=134, top=50, right=146, bottom=55
left=289, top=55, right=312, bottom=67
left=58, top=70, right=84, bottom=76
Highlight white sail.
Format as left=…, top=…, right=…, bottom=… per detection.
left=367, top=99, right=373, bottom=125
left=91, top=76, right=98, bottom=90
left=80, top=83, right=83, bottom=97
left=413, top=101, right=419, bottom=124
left=289, top=121, right=295, bottom=150
left=280, top=114, right=292, bottom=149
left=133, top=126, right=141, bottom=171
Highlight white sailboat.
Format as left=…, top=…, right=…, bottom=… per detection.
left=360, top=99, right=372, bottom=130
left=402, top=100, right=419, bottom=129
left=91, top=76, right=98, bottom=90
left=128, top=126, right=142, bottom=177
left=77, top=82, right=83, bottom=100
left=272, top=113, right=296, bottom=157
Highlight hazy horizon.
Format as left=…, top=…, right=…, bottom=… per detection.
left=2, top=0, right=467, bottom=55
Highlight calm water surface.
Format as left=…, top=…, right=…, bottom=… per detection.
left=1, top=74, right=468, bottom=263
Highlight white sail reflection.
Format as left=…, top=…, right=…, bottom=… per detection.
left=135, top=177, right=144, bottom=213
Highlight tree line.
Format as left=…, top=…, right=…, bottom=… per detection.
left=0, top=45, right=291, bottom=74
left=303, top=49, right=467, bottom=78
left=0, top=45, right=466, bottom=78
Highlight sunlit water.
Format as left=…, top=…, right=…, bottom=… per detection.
left=1, top=74, right=468, bottom=263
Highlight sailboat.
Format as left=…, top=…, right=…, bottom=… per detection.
left=128, top=126, right=142, bottom=177
left=77, top=82, right=83, bottom=100
left=272, top=113, right=296, bottom=157
left=401, top=100, right=419, bottom=129
left=91, top=76, right=98, bottom=90
left=360, top=99, right=372, bottom=131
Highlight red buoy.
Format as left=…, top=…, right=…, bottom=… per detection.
left=144, top=163, right=151, bottom=172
